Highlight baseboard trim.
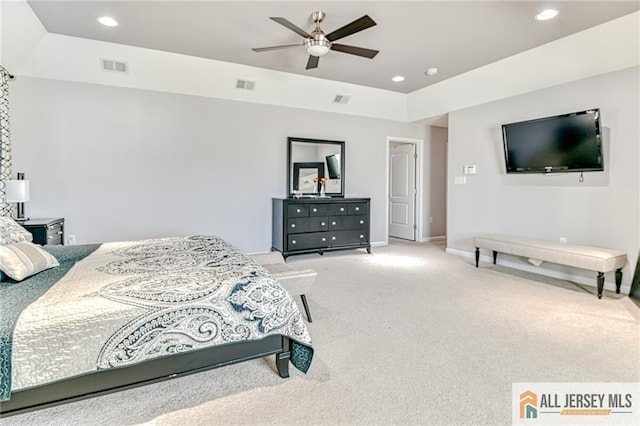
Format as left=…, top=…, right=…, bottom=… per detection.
left=445, top=247, right=631, bottom=295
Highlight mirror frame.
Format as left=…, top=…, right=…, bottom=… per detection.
left=287, top=137, right=345, bottom=197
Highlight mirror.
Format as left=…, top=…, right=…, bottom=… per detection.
left=287, top=137, right=345, bottom=197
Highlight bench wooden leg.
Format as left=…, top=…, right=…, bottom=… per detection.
left=300, top=294, right=312, bottom=322
left=597, top=272, right=604, bottom=299
left=615, top=268, right=622, bottom=294
left=493, top=251, right=498, bottom=265
left=475, top=248, right=479, bottom=267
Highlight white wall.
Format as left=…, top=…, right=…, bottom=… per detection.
left=10, top=77, right=422, bottom=252
left=446, top=66, right=640, bottom=290
left=422, top=126, right=447, bottom=239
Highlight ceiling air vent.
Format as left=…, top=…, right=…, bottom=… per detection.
left=235, top=79, right=256, bottom=91
left=100, top=58, right=128, bottom=74
left=333, top=94, right=350, bottom=104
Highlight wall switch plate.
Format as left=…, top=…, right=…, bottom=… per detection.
left=463, top=164, right=477, bottom=175
left=454, top=176, right=466, bottom=184
left=67, top=235, right=77, bottom=245
left=559, top=237, right=567, bottom=244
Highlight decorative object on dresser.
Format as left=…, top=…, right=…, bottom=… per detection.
left=19, top=218, right=65, bottom=245
left=272, top=197, right=371, bottom=258
left=5, top=172, right=30, bottom=221
left=288, top=137, right=344, bottom=197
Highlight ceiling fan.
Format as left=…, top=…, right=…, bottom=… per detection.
left=252, top=11, right=379, bottom=70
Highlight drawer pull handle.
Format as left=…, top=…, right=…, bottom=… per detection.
left=296, top=209, right=301, bottom=213
left=360, top=220, right=364, bottom=224
left=340, top=207, right=344, bottom=211
left=321, top=238, right=326, bottom=242
left=57, top=231, right=63, bottom=235
left=360, top=235, right=364, bottom=238
left=355, top=207, right=360, bottom=211
left=321, top=222, right=325, bottom=226
left=313, top=208, right=317, bottom=212
left=332, top=221, right=336, bottom=225
left=292, top=240, right=297, bottom=244
left=332, top=236, right=336, bottom=241
left=291, top=224, right=296, bottom=228
left=48, top=236, right=53, bottom=240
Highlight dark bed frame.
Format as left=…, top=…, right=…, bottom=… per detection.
left=0, top=335, right=290, bottom=417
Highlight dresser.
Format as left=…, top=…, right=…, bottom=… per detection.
left=20, top=218, right=65, bottom=245
left=272, top=198, right=371, bottom=258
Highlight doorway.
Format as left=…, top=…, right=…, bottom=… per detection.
left=387, top=137, right=423, bottom=242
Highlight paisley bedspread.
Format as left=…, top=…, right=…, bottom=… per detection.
left=9, top=236, right=313, bottom=394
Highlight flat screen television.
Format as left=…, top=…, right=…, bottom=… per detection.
left=502, top=109, right=603, bottom=174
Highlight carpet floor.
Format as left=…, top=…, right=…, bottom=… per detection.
left=1, top=239, right=638, bottom=425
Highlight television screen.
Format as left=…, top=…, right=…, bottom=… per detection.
left=326, top=154, right=341, bottom=179
left=502, top=109, right=603, bottom=174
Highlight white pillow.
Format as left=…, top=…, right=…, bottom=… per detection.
left=0, top=241, right=59, bottom=281
left=0, top=216, right=33, bottom=244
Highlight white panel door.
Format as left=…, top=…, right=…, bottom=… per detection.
left=389, top=143, right=416, bottom=240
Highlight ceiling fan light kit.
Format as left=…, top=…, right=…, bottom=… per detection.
left=253, top=11, right=379, bottom=70
left=305, top=38, right=331, bottom=57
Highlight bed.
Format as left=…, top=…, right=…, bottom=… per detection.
left=0, top=226, right=313, bottom=416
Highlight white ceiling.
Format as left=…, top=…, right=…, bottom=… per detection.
left=25, top=1, right=640, bottom=94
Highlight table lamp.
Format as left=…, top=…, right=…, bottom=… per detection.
left=5, top=172, right=30, bottom=221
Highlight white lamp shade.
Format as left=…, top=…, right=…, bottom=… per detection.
left=5, top=180, right=30, bottom=203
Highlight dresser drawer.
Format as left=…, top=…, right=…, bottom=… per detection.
left=287, top=217, right=329, bottom=234
left=287, top=204, right=309, bottom=218
left=45, top=223, right=64, bottom=245
left=288, top=232, right=330, bottom=250
left=329, top=230, right=368, bottom=245
left=308, top=203, right=348, bottom=216
left=348, top=203, right=368, bottom=215
left=328, top=216, right=368, bottom=231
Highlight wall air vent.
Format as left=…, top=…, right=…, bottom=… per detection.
left=100, top=58, right=128, bottom=74
left=333, top=94, right=351, bottom=104
left=235, top=79, right=256, bottom=91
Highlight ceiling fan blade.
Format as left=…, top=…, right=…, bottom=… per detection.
left=270, top=17, right=312, bottom=38
left=252, top=44, right=301, bottom=53
left=330, top=44, right=379, bottom=59
left=306, top=55, right=319, bottom=70
left=325, top=15, right=376, bottom=42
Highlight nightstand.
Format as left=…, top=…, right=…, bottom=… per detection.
left=20, top=218, right=65, bottom=245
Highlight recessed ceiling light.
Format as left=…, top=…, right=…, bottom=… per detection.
left=425, top=68, right=438, bottom=76
left=97, top=16, right=119, bottom=27
left=535, top=9, right=558, bottom=21
left=392, top=75, right=405, bottom=82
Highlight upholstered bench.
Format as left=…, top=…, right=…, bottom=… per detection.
left=251, top=252, right=317, bottom=322
left=473, top=234, right=627, bottom=299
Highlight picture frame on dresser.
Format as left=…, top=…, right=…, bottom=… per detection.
left=293, top=162, right=324, bottom=194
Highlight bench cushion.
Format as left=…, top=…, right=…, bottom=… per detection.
left=251, top=252, right=286, bottom=266
left=250, top=252, right=317, bottom=296
left=473, top=234, right=627, bottom=273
